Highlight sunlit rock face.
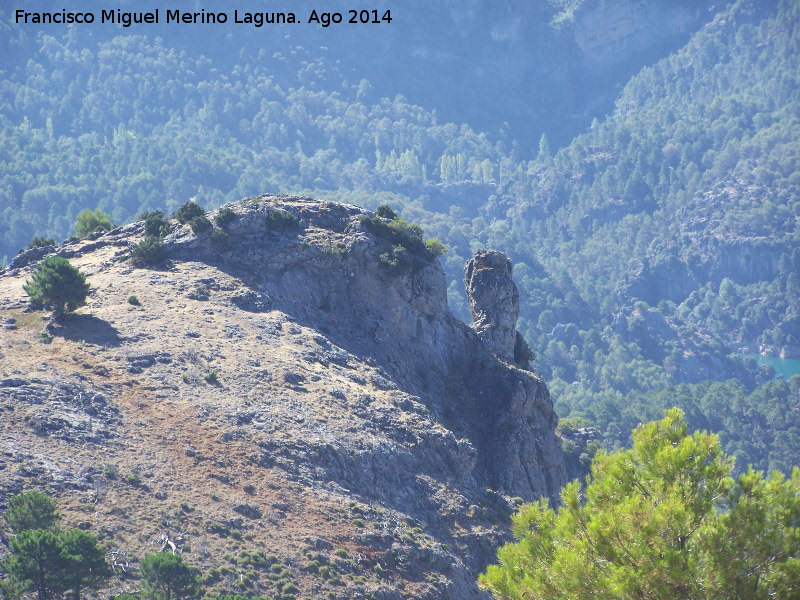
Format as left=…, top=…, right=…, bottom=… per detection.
left=572, top=0, right=708, bottom=70
left=0, top=196, right=567, bottom=600
left=464, top=250, right=520, bottom=360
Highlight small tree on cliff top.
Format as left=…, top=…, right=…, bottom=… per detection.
left=74, top=208, right=112, bottom=239
left=480, top=408, right=800, bottom=600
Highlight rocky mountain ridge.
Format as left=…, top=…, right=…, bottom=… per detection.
left=0, top=196, right=566, bottom=600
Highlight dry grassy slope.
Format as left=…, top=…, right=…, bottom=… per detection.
left=0, top=196, right=565, bottom=600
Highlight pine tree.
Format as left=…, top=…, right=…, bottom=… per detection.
left=1, top=493, right=111, bottom=600
left=60, top=529, right=113, bottom=600
left=480, top=409, right=800, bottom=600
left=140, top=553, right=201, bottom=600
left=23, top=256, right=90, bottom=316
left=174, top=202, right=205, bottom=224
left=3, top=529, right=68, bottom=600
left=74, top=208, right=112, bottom=239
left=3, top=491, right=60, bottom=534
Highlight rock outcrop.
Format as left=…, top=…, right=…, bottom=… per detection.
left=571, top=0, right=710, bottom=70
left=162, top=199, right=567, bottom=501
left=464, top=250, right=520, bottom=360
left=464, top=249, right=535, bottom=370
left=0, top=196, right=566, bottom=600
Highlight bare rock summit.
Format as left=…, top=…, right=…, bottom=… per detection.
left=0, top=195, right=566, bottom=600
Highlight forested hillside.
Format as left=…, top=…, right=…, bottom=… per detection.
left=495, top=0, right=800, bottom=472
left=2, top=0, right=799, bottom=473
left=1, top=0, right=716, bottom=149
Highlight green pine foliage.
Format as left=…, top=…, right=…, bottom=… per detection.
left=129, top=210, right=171, bottom=267
left=188, top=215, right=212, bottom=234
left=378, top=245, right=413, bottom=274
left=480, top=409, right=800, bottom=600
left=129, top=236, right=166, bottom=266
left=375, top=205, right=397, bottom=220
left=140, top=210, right=172, bottom=240
left=359, top=214, right=426, bottom=257
left=555, top=375, right=800, bottom=475
left=59, top=529, right=113, bottom=600
left=266, top=210, right=299, bottom=231
left=74, top=208, right=113, bottom=239
left=213, top=207, right=237, bottom=227
left=361, top=211, right=448, bottom=269
left=3, top=491, right=59, bottom=535
left=425, top=237, right=448, bottom=258
left=174, top=202, right=206, bottom=225
left=24, top=236, right=56, bottom=252
left=139, top=553, right=201, bottom=600
left=3, top=529, right=68, bottom=600
left=23, top=256, right=90, bottom=316
left=211, top=229, right=230, bottom=247
left=0, top=492, right=110, bottom=600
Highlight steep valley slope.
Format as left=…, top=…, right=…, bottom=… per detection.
left=0, top=197, right=566, bottom=600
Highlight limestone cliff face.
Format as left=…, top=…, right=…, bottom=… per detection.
left=0, top=196, right=565, bottom=600
left=571, top=0, right=709, bottom=69
left=462, top=249, right=561, bottom=494
left=163, top=199, right=566, bottom=504
left=622, top=238, right=785, bottom=307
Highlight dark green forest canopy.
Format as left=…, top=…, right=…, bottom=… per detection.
left=1, top=0, right=799, bottom=472
left=0, top=0, right=718, bottom=149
